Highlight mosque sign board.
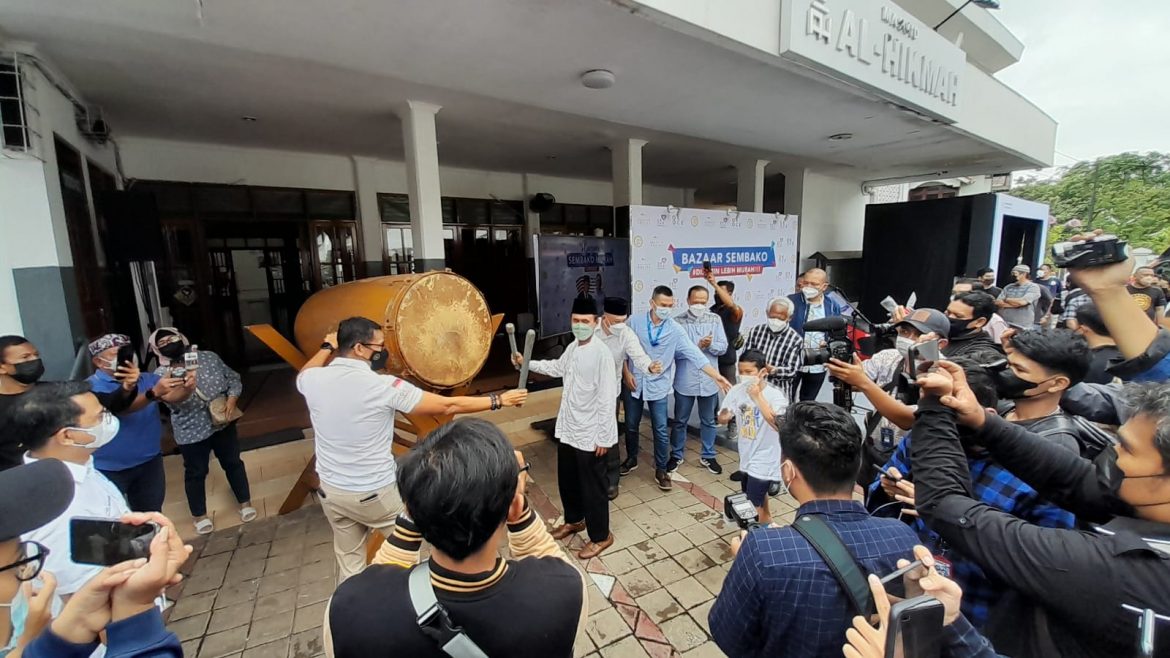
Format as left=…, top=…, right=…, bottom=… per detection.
left=779, top=0, right=966, bottom=123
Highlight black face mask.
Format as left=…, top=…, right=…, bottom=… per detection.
left=8, top=359, right=45, bottom=385
left=158, top=343, right=186, bottom=360
left=1090, top=448, right=1170, bottom=517
left=994, top=368, right=1055, bottom=400
left=947, top=317, right=978, bottom=340
left=369, top=349, right=389, bottom=372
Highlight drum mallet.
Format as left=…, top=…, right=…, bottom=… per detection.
left=506, top=323, right=520, bottom=371
left=517, top=329, right=536, bottom=389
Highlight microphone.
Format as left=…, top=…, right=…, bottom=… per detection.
left=803, top=316, right=849, bottom=332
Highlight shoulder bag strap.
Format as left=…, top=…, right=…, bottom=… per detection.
left=791, top=514, right=875, bottom=619
left=407, top=561, right=489, bottom=658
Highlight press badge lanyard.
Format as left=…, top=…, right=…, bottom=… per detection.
left=647, top=312, right=666, bottom=347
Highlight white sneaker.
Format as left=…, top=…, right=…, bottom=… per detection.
left=240, top=506, right=258, bottom=523
left=194, top=518, right=215, bottom=535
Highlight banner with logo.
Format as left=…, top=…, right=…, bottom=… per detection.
left=533, top=235, right=631, bottom=338
left=629, top=206, right=800, bottom=329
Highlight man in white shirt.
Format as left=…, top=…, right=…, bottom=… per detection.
left=718, top=350, right=787, bottom=524
left=595, top=297, right=662, bottom=500
left=15, top=381, right=130, bottom=597
left=515, top=297, right=618, bottom=559
left=297, top=317, right=528, bottom=582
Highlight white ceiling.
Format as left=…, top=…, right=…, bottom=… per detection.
left=0, top=0, right=1031, bottom=190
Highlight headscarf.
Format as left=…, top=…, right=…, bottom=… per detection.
left=147, top=327, right=189, bottom=366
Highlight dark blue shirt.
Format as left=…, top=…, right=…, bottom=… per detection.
left=87, top=371, right=162, bottom=471
left=708, top=499, right=918, bottom=658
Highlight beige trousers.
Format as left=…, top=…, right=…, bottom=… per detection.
left=317, top=480, right=403, bottom=582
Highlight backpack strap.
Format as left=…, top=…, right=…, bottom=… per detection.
left=791, top=514, right=875, bottom=619
left=407, top=561, right=489, bottom=658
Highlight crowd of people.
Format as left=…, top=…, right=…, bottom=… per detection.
left=3, top=235, right=1170, bottom=656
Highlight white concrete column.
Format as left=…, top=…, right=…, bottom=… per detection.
left=736, top=159, right=769, bottom=212
left=399, top=100, right=445, bottom=272
left=351, top=156, right=383, bottom=277
left=779, top=168, right=866, bottom=257
left=612, top=139, right=647, bottom=207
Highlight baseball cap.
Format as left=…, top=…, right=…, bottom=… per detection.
left=896, top=308, right=950, bottom=338
left=1011, top=264, right=1031, bottom=274
left=0, top=459, right=75, bottom=542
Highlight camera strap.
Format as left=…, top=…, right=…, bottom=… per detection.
left=408, top=561, right=489, bottom=658
left=791, top=514, right=875, bottom=619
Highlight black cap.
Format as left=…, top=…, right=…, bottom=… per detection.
left=603, top=297, right=629, bottom=315
left=0, top=459, right=74, bottom=542
left=572, top=296, right=598, bottom=316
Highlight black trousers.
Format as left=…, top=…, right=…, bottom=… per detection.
left=177, top=424, right=251, bottom=517
left=796, top=371, right=827, bottom=402
left=558, top=441, right=610, bottom=543
left=100, top=454, right=166, bottom=512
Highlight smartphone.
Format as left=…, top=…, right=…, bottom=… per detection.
left=879, top=559, right=924, bottom=599
left=702, top=260, right=711, bottom=274
left=874, top=464, right=902, bottom=482
left=183, top=347, right=199, bottom=371
left=908, top=339, right=941, bottom=376
left=116, top=343, right=136, bottom=368
left=70, top=517, right=158, bottom=566
left=884, top=595, right=945, bottom=658
left=170, top=366, right=187, bottom=379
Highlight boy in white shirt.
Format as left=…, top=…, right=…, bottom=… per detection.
left=718, top=349, right=787, bottom=524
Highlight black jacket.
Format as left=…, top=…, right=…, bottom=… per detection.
left=941, top=331, right=1004, bottom=367
left=912, top=399, right=1170, bottom=657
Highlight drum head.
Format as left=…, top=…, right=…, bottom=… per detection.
left=394, top=273, right=492, bottom=388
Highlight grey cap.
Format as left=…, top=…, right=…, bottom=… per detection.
left=896, top=308, right=950, bottom=338
left=1011, top=264, right=1031, bottom=274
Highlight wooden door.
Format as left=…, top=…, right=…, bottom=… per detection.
left=54, top=136, right=110, bottom=336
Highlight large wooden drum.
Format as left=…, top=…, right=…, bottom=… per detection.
left=293, top=272, right=493, bottom=389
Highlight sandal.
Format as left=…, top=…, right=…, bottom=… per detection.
left=194, top=518, right=215, bottom=535
left=240, top=506, right=258, bottom=523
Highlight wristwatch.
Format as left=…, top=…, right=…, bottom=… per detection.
left=321, top=342, right=335, bottom=352
left=145, top=389, right=158, bottom=402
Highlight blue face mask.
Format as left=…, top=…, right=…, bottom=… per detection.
left=654, top=306, right=672, bottom=320
left=1, top=591, right=29, bottom=657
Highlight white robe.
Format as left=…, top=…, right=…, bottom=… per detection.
left=528, top=338, right=619, bottom=452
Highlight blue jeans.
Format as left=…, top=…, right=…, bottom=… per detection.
left=624, top=391, right=670, bottom=470
left=671, top=392, right=719, bottom=461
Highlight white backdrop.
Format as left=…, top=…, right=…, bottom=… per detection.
left=629, top=206, right=800, bottom=329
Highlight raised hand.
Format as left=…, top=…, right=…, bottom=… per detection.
left=115, top=361, right=141, bottom=391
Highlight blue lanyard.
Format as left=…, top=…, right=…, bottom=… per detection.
left=646, top=312, right=666, bottom=347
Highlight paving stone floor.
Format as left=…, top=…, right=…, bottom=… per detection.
left=165, top=417, right=801, bottom=657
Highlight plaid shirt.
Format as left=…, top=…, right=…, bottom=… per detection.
left=741, top=324, right=804, bottom=399
left=709, top=500, right=918, bottom=658
left=867, top=432, right=1076, bottom=629
left=1060, top=288, right=1090, bottom=325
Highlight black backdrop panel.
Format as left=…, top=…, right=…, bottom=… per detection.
left=96, top=190, right=165, bottom=263
left=860, top=194, right=997, bottom=319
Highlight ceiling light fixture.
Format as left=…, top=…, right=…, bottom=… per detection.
left=241, top=115, right=258, bottom=122
left=580, top=69, right=616, bottom=90
left=828, top=133, right=853, bottom=141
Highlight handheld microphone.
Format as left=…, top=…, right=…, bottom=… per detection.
left=803, top=316, right=849, bottom=332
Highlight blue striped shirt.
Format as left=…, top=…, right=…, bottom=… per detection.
left=672, top=310, right=727, bottom=397
left=628, top=313, right=710, bottom=402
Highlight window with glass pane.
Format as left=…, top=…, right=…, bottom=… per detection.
left=378, top=193, right=411, bottom=223
left=456, top=199, right=489, bottom=226
left=490, top=200, right=524, bottom=225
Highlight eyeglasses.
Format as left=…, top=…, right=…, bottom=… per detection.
left=0, top=541, right=50, bottom=582
left=519, top=463, right=531, bottom=476
left=360, top=343, right=386, bottom=351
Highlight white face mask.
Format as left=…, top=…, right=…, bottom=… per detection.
left=608, top=321, right=626, bottom=335
left=688, top=304, right=705, bottom=317
left=63, top=412, right=120, bottom=450
left=654, top=306, right=672, bottom=320
left=767, top=318, right=788, bottom=333
left=801, top=286, right=820, bottom=300
left=895, top=336, right=915, bottom=356
left=736, top=374, right=758, bottom=388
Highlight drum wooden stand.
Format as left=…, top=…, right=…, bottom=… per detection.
left=247, top=271, right=503, bottom=563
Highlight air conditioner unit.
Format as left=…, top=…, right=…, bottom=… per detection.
left=76, top=106, right=111, bottom=145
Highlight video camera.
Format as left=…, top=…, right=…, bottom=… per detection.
left=724, top=493, right=767, bottom=532
left=802, top=316, right=855, bottom=366
left=1051, top=234, right=1129, bottom=268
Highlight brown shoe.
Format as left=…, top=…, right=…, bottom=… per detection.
left=577, top=533, right=614, bottom=559
left=655, top=469, right=673, bottom=491
left=550, top=521, right=586, bottom=540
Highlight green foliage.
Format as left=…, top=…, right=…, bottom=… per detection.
left=1011, top=151, right=1170, bottom=253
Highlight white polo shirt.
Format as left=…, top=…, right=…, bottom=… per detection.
left=23, top=455, right=128, bottom=596
left=296, top=357, right=424, bottom=493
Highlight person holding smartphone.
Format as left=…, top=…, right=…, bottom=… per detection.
left=717, top=350, right=787, bottom=524
left=86, top=334, right=184, bottom=513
